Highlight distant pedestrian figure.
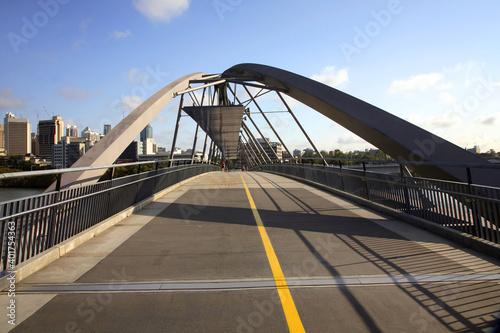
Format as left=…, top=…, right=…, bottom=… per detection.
left=221, top=161, right=225, bottom=172
left=242, top=166, right=245, bottom=172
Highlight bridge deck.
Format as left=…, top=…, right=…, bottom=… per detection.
left=3, top=172, right=500, bottom=332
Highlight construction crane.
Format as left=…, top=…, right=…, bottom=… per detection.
left=43, top=106, right=52, bottom=118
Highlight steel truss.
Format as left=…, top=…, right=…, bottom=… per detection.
left=169, top=75, right=326, bottom=169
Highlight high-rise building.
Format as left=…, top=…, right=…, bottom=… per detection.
left=257, top=137, right=283, bottom=161
left=118, top=141, right=140, bottom=161
left=140, top=124, right=153, bottom=142
left=143, top=138, right=157, bottom=155
left=38, top=116, right=64, bottom=159
left=4, top=112, right=31, bottom=155
left=66, top=125, right=79, bottom=137
left=51, top=137, right=85, bottom=168
left=31, top=133, right=39, bottom=156
left=140, top=124, right=155, bottom=155
left=81, top=127, right=100, bottom=142
left=103, top=124, right=111, bottom=135
left=0, top=124, right=4, bottom=154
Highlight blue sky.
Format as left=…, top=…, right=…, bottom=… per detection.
left=1, top=0, right=499, bottom=154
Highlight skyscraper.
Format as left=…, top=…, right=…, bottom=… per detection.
left=103, top=124, right=111, bottom=135
left=140, top=124, right=153, bottom=142
left=38, top=116, right=64, bottom=159
left=0, top=124, right=4, bottom=154
left=66, top=125, right=79, bottom=137
left=140, top=124, right=156, bottom=155
left=4, top=112, right=31, bottom=155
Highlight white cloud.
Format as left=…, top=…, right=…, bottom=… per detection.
left=439, top=92, right=455, bottom=104
left=388, top=73, right=443, bottom=93
left=111, top=29, right=132, bottom=39
left=0, top=89, right=24, bottom=109
left=134, top=0, right=190, bottom=22
left=409, top=112, right=463, bottom=129
left=120, top=95, right=143, bottom=112
left=337, top=134, right=367, bottom=145
left=436, top=82, right=453, bottom=90
left=155, top=114, right=167, bottom=122
left=311, top=66, right=349, bottom=88
left=64, top=118, right=82, bottom=128
left=475, top=113, right=500, bottom=126
left=128, top=68, right=146, bottom=84
left=271, top=117, right=290, bottom=129
left=58, top=87, right=91, bottom=99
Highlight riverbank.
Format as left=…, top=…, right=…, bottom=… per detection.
left=0, top=188, right=45, bottom=203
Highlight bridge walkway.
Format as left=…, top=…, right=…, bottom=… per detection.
left=3, top=172, right=500, bottom=332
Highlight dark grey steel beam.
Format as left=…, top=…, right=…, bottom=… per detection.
left=241, top=121, right=272, bottom=164
left=169, top=94, right=184, bottom=167
left=242, top=85, right=294, bottom=164
left=277, top=91, right=327, bottom=166
left=226, top=85, right=281, bottom=162
left=224, top=63, right=498, bottom=187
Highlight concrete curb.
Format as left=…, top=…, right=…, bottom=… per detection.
left=262, top=170, right=500, bottom=259
left=0, top=171, right=216, bottom=291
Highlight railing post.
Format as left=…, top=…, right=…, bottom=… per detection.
left=466, top=167, right=483, bottom=238
left=363, top=162, right=371, bottom=201
left=400, top=164, right=411, bottom=214
left=339, top=160, right=345, bottom=192
left=47, top=173, right=62, bottom=248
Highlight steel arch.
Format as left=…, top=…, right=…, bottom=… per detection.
left=223, top=63, right=497, bottom=187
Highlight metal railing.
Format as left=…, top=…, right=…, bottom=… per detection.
left=258, top=161, right=500, bottom=245
left=0, top=162, right=219, bottom=274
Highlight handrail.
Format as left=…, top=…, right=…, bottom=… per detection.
left=259, top=163, right=500, bottom=245
left=0, top=159, right=215, bottom=180
left=0, top=163, right=219, bottom=272
left=286, top=157, right=500, bottom=170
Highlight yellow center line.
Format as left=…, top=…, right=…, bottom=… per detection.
left=239, top=173, right=305, bottom=333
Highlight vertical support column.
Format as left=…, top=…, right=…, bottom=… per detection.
left=277, top=92, right=327, bottom=166
left=169, top=94, right=184, bottom=167
left=190, top=124, right=200, bottom=164
left=201, top=132, right=209, bottom=164
left=207, top=140, right=213, bottom=164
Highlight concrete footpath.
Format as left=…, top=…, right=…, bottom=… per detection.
left=1, top=172, right=500, bottom=332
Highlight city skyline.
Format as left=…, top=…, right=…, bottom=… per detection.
left=1, top=111, right=497, bottom=159
left=1, top=1, right=499, bottom=153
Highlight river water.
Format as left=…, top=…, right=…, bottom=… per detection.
left=0, top=188, right=45, bottom=203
